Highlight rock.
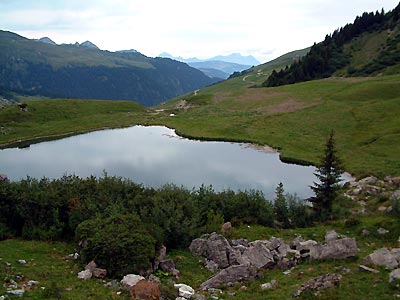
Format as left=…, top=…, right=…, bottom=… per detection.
left=154, top=245, right=167, bottom=271
left=17, top=259, right=27, bottom=264
left=121, top=274, right=145, bottom=290
left=241, top=241, right=274, bottom=268
left=221, top=222, right=232, bottom=234
left=205, top=233, right=238, bottom=269
left=310, top=238, right=358, bottom=260
left=159, top=259, right=176, bottom=273
left=359, top=176, right=378, bottom=186
left=391, top=190, right=400, bottom=201
left=130, top=279, right=160, bottom=300
left=199, top=265, right=258, bottom=290
left=85, top=260, right=107, bottom=279
left=325, top=230, right=339, bottom=242
left=174, top=283, right=195, bottom=298
left=77, top=269, right=92, bottom=280
left=231, top=239, right=249, bottom=248
left=26, top=280, right=40, bottom=287
left=189, top=236, right=209, bottom=257
left=148, top=274, right=161, bottom=284
left=359, top=265, right=380, bottom=274
left=292, top=273, right=342, bottom=297
left=6, top=289, right=25, bottom=297
left=390, top=269, right=400, bottom=282
left=361, top=229, right=370, bottom=236
left=193, top=294, right=206, bottom=300
left=104, top=280, right=119, bottom=288
left=206, top=260, right=219, bottom=272
left=92, top=267, right=107, bottom=279
left=391, top=248, right=400, bottom=261
left=378, top=206, right=387, bottom=212
left=260, top=279, right=278, bottom=290
left=364, top=248, right=399, bottom=269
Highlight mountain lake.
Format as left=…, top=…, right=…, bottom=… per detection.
left=0, top=126, right=352, bottom=199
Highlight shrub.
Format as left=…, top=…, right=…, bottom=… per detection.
left=76, top=214, right=156, bottom=277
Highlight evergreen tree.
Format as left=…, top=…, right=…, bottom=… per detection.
left=310, top=130, right=343, bottom=221
left=274, top=182, right=290, bottom=228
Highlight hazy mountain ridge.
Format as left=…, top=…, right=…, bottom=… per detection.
left=0, top=31, right=216, bottom=106
left=159, top=52, right=259, bottom=79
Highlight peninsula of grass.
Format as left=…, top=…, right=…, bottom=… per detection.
left=0, top=98, right=149, bottom=148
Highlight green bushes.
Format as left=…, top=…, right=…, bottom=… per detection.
left=0, top=174, right=313, bottom=248
left=76, top=214, right=156, bottom=277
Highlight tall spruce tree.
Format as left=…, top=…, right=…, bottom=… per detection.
left=310, top=130, right=343, bottom=220
left=274, top=182, right=290, bottom=228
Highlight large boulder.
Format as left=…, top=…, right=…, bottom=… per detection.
left=199, top=265, right=258, bottom=290
left=310, top=238, right=358, bottom=260
left=364, top=248, right=399, bottom=269
left=130, top=279, right=160, bottom=300
left=205, top=233, right=238, bottom=269
left=240, top=241, right=275, bottom=268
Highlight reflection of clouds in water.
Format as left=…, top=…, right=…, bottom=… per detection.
left=0, top=126, right=316, bottom=198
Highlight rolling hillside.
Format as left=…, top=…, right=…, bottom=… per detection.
left=0, top=31, right=217, bottom=106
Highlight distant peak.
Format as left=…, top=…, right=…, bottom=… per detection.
left=80, top=41, right=99, bottom=49
left=36, top=37, right=56, bottom=45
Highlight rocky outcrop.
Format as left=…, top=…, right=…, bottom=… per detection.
left=190, top=232, right=358, bottom=290
left=293, top=273, right=342, bottom=297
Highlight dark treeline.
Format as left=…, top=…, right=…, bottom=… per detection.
left=0, top=174, right=312, bottom=248
left=263, top=3, right=400, bottom=87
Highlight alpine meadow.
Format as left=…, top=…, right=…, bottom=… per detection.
left=0, top=3, right=400, bottom=300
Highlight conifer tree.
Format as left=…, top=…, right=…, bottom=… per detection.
left=274, top=182, right=290, bottom=228
left=310, top=130, right=343, bottom=221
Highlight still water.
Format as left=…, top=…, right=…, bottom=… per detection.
left=0, top=126, right=326, bottom=199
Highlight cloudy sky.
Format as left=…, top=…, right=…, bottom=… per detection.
left=0, top=0, right=398, bottom=63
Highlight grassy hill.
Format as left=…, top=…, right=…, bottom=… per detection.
left=153, top=74, right=400, bottom=178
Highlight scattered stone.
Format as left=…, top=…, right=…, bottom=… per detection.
left=207, top=288, right=222, bottom=295
left=26, top=280, right=40, bottom=287
left=104, top=280, right=119, bottom=288
left=391, top=248, right=400, bottom=261
left=293, top=273, right=342, bottom=297
left=364, top=248, right=399, bottom=269
left=85, top=260, right=107, bottom=279
left=325, top=230, right=339, bottom=242
left=359, top=265, right=380, bottom=274
left=130, top=279, right=160, bottom=300
left=361, top=229, right=370, bottom=236
left=120, top=274, right=145, bottom=290
left=377, top=228, right=389, bottom=235
left=390, top=269, right=400, bottom=282
left=221, top=222, right=232, bottom=234
left=240, top=241, right=274, bottom=269
left=391, top=190, right=400, bottom=201
left=378, top=206, right=388, bottom=212
left=154, top=245, right=167, bottom=271
left=283, top=270, right=291, bottom=275
left=7, top=289, right=25, bottom=297
left=17, top=259, right=27, bottom=264
left=174, top=283, right=195, bottom=298
left=77, top=269, right=92, bottom=280
left=199, top=265, right=258, bottom=290
left=193, top=294, right=206, bottom=300
left=260, top=279, right=278, bottom=290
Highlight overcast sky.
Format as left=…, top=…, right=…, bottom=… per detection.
left=0, top=0, right=398, bottom=63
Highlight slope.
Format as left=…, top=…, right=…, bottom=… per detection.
left=0, top=31, right=216, bottom=106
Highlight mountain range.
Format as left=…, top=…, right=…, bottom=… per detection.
left=159, top=52, right=260, bottom=79
left=0, top=31, right=217, bottom=106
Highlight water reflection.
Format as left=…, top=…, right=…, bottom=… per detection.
left=1, top=126, right=323, bottom=199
